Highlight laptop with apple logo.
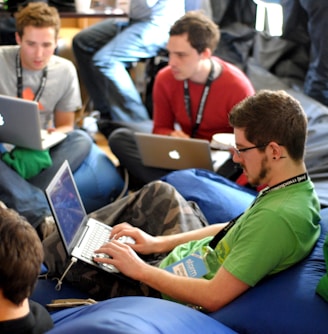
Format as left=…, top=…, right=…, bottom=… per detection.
left=135, top=132, right=215, bottom=171
left=0, top=94, right=67, bottom=150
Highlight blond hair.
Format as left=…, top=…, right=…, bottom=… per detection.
left=15, top=2, right=60, bottom=38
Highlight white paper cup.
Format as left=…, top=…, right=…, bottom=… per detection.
left=75, top=0, right=92, bottom=12
left=211, top=133, right=235, bottom=150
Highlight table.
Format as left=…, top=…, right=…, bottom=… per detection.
left=53, top=2, right=128, bottom=19
left=0, top=1, right=128, bottom=19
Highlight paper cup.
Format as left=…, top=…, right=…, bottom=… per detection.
left=75, top=0, right=92, bottom=12
left=211, top=133, right=235, bottom=150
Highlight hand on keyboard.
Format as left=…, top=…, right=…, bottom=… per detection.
left=114, top=235, right=135, bottom=244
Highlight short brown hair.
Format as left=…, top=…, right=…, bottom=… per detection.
left=0, top=207, right=43, bottom=305
left=170, top=11, right=220, bottom=53
left=15, top=2, right=60, bottom=39
left=229, top=90, right=307, bottom=161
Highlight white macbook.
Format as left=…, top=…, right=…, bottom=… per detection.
left=45, top=160, right=134, bottom=274
left=0, top=94, right=67, bottom=150
left=135, top=132, right=215, bottom=171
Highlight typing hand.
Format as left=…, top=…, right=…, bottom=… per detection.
left=94, top=240, right=146, bottom=279
left=110, top=222, right=159, bottom=255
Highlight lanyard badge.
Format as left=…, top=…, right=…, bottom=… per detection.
left=163, top=245, right=221, bottom=278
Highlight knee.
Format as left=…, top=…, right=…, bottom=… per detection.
left=73, top=128, right=93, bottom=141
left=68, top=129, right=93, bottom=149
left=109, top=128, right=134, bottom=152
left=72, top=30, right=90, bottom=54
left=93, top=45, right=120, bottom=67
left=144, top=180, right=174, bottom=194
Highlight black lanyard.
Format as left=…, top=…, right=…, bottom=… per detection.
left=16, top=50, right=48, bottom=102
left=183, top=59, right=215, bottom=138
left=209, top=173, right=309, bottom=249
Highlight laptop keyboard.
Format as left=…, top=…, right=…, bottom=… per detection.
left=81, top=223, right=111, bottom=260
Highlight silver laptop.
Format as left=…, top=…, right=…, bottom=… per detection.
left=0, top=94, right=67, bottom=150
left=135, top=132, right=214, bottom=171
left=45, top=160, right=134, bottom=273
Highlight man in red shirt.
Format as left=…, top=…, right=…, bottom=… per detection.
left=109, top=11, right=255, bottom=188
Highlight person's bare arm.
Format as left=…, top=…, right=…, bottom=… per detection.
left=95, top=241, right=249, bottom=312
left=139, top=263, right=250, bottom=312
left=48, top=110, right=75, bottom=133
left=110, top=222, right=228, bottom=254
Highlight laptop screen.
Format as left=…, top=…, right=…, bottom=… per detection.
left=45, top=161, right=87, bottom=253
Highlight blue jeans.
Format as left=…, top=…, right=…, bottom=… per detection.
left=301, top=1, right=328, bottom=106
left=72, top=19, right=169, bottom=121
left=282, top=0, right=328, bottom=106
left=0, top=130, right=92, bottom=228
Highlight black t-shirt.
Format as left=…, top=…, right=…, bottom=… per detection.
left=0, top=300, right=53, bottom=334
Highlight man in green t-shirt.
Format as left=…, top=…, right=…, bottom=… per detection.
left=44, top=89, right=321, bottom=312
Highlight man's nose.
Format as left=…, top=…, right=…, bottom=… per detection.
left=35, top=46, right=43, bottom=57
left=168, top=55, right=177, bottom=67
left=232, top=150, right=242, bottom=163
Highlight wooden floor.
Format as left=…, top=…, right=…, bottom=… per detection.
left=93, top=131, right=119, bottom=166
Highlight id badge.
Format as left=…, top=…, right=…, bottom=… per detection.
left=164, top=251, right=208, bottom=278
left=164, top=246, right=219, bottom=278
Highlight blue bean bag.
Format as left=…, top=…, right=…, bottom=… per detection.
left=162, top=168, right=257, bottom=224
left=48, top=297, right=237, bottom=334
left=32, top=277, right=89, bottom=307
left=73, top=143, right=124, bottom=213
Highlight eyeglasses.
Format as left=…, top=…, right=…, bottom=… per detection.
left=233, top=143, right=269, bottom=157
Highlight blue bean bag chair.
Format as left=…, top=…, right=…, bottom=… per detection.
left=48, top=297, right=237, bottom=334
left=73, top=143, right=124, bottom=213
left=162, top=168, right=257, bottom=224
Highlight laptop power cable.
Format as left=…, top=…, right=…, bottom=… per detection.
left=53, top=256, right=78, bottom=291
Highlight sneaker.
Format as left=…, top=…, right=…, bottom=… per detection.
left=39, top=216, right=57, bottom=240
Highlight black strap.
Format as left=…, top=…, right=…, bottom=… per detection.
left=209, top=173, right=309, bottom=249
left=16, top=50, right=47, bottom=102
left=209, top=213, right=242, bottom=249
left=183, top=58, right=215, bottom=138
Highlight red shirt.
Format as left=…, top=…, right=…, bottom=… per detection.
left=152, top=57, right=255, bottom=141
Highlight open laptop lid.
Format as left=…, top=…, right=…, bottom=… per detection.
left=45, top=160, right=87, bottom=255
left=0, top=94, right=66, bottom=150
left=135, top=132, right=214, bottom=171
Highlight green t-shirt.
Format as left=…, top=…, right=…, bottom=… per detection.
left=160, top=179, right=321, bottom=288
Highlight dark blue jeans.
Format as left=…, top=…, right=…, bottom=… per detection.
left=0, top=129, right=92, bottom=228
left=72, top=19, right=169, bottom=121
left=282, top=0, right=328, bottom=106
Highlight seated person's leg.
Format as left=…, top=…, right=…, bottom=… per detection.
left=73, top=19, right=122, bottom=120
left=43, top=180, right=207, bottom=297
left=92, top=22, right=157, bottom=121
left=109, top=128, right=171, bottom=189
left=301, top=1, right=328, bottom=106
left=0, top=160, right=51, bottom=229
left=28, top=129, right=92, bottom=190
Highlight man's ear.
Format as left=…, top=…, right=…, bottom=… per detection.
left=201, top=47, right=212, bottom=60
left=15, top=32, right=21, bottom=45
left=270, top=142, right=286, bottom=159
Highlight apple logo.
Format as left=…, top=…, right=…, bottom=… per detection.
left=0, top=113, right=4, bottom=126
left=169, top=150, right=180, bottom=160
